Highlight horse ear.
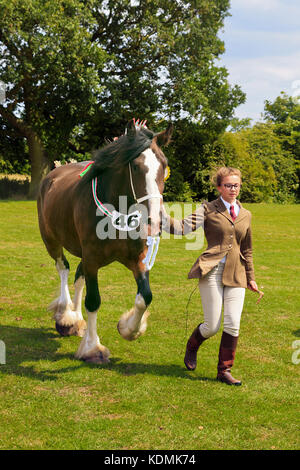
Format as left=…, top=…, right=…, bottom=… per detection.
left=155, top=123, right=173, bottom=147
left=125, top=119, right=137, bottom=138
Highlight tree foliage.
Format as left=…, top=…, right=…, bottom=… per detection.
left=187, top=121, right=298, bottom=203
left=0, top=0, right=245, bottom=197
left=264, top=92, right=300, bottom=198
left=162, top=94, right=299, bottom=204
left=87, top=0, right=243, bottom=121
left=0, top=0, right=105, bottom=196
left=2, top=2, right=297, bottom=204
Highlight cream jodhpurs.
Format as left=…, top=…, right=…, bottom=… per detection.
left=198, top=263, right=245, bottom=339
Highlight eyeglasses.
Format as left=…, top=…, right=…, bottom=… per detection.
left=223, top=184, right=240, bottom=190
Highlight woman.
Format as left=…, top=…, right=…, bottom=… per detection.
left=162, top=167, right=258, bottom=385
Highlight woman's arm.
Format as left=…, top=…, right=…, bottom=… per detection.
left=161, top=204, right=205, bottom=235
left=241, top=221, right=256, bottom=288
left=244, top=227, right=261, bottom=296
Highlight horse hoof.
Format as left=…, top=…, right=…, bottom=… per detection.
left=55, top=320, right=87, bottom=337
left=84, top=353, right=110, bottom=365
left=55, top=322, right=72, bottom=336
left=73, top=320, right=87, bottom=337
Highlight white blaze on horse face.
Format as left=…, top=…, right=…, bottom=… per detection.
left=143, top=148, right=162, bottom=236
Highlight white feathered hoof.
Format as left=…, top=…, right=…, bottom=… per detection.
left=84, top=350, right=110, bottom=365
left=75, top=343, right=110, bottom=365
left=49, top=298, right=86, bottom=337
left=117, top=309, right=150, bottom=341
left=48, top=297, right=68, bottom=315
left=49, top=298, right=74, bottom=324
left=55, top=319, right=87, bottom=337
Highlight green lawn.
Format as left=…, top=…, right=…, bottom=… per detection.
left=0, top=200, right=299, bottom=450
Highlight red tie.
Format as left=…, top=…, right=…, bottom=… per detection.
left=230, top=205, right=237, bottom=221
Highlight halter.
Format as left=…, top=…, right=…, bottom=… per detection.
left=128, top=162, right=162, bottom=270
left=128, top=162, right=163, bottom=204
left=91, top=162, right=162, bottom=217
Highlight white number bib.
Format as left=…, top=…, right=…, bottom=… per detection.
left=111, top=210, right=142, bottom=232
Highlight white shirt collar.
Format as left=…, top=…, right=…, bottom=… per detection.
left=220, top=196, right=239, bottom=215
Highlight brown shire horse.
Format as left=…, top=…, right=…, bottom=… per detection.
left=37, top=120, right=172, bottom=364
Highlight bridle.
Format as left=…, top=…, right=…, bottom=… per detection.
left=91, top=160, right=163, bottom=217
left=128, top=162, right=163, bottom=204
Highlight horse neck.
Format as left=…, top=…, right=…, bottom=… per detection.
left=98, top=167, right=134, bottom=210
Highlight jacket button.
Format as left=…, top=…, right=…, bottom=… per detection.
left=229, top=244, right=232, bottom=248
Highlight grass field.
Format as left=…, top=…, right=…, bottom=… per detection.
left=0, top=200, right=299, bottom=450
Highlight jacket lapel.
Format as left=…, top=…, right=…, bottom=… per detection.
left=235, top=200, right=248, bottom=223
left=214, top=197, right=232, bottom=223
left=214, top=197, right=247, bottom=224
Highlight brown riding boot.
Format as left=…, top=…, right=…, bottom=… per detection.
left=217, top=331, right=242, bottom=386
left=184, top=324, right=206, bottom=371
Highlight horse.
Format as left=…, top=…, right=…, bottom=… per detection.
left=37, top=119, right=172, bottom=364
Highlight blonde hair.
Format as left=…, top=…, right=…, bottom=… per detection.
left=211, top=167, right=242, bottom=187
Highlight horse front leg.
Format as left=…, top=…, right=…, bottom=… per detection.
left=117, top=267, right=152, bottom=341
left=71, top=261, right=87, bottom=336
left=75, top=267, right=110, bottom=364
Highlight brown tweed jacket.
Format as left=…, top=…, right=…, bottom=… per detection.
left=162, top=197, right=255, bottom=288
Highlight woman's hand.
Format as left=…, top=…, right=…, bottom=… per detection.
left=247, top=280, right=259, bottom=292
left=248, top=281, right=264, bottom=304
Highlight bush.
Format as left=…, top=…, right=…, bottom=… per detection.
left=0, top=175, right=30, bottom=199
left=201, top=123, right=299, bottom=203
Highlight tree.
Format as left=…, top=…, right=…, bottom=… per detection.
left=83, top=0, right=245, bottom=138
left=83, top=0, right=246, bottom=200
left=0, top=0, right=105, bottom=198
left=0, top=120, right=29, bottom=174
left=0, top=0, right=245, bottom=198
left=198, top=129, right=276, bottom=202
left=228, top=117, right=252, bottom=132
left=264, top=92, right=300, bottom=198
left=199, top=122, right=298, bottom=203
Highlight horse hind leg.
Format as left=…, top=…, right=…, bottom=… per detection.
left=49, top=255, right=86, bottom=337
left=117, top=271, right=152, bottom=341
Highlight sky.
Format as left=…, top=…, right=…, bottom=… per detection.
left=219, top=0, right=300, bottom=123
